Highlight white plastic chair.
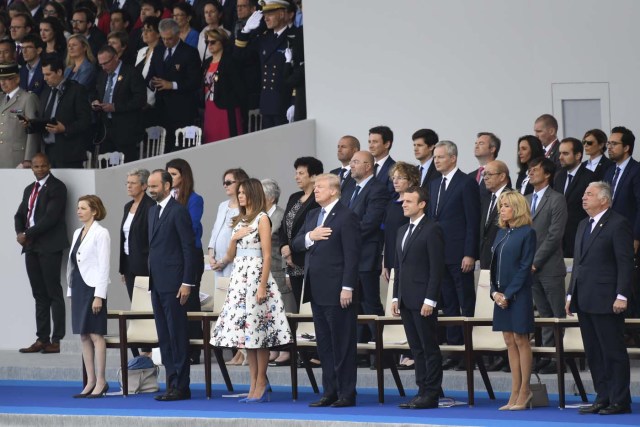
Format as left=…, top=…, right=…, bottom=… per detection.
left=97, top=152, right=125, bottom=168
left=140, top=126, right=166, bottom=159
left=247, top=109, right=262, bottom=133
left=175, top=126, right=201, bottom=150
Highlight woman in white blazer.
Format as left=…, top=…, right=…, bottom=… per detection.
left=67, top=195, right=111, bottom=399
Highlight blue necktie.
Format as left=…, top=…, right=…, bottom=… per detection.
left=531, top=193, right=538, bottom=216
left=435, top=177, right=446, bottom=215
left=316, top=208, right=326, bottom=227
left=611, top=166, right=621, bottom=198
left=348, top=185, right=361, bottom=208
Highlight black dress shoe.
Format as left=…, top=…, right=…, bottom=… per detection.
left=269, top=359, right=291, bottom=367
left=598, top=403, right=632, bottom=415
left=579, top=402, right=609, bottom=414
left=534, top=358, right=551, bottom=372
left=189, top=357, right=200, bottom=365
left=452, top=360, right=468, bottom=371
left=487, top=357, right=506, bottom=372
left=155, top=388, right=191, bottom=401
left=330, top=398, right=355, bottom=408
left=308, top=396, right=337, bottom=407
left=441, top=358, right=458, bottom=370
left=538, top=361, right=562, bottom=375
left=410, top=396, right=438, bottom=409
left=398, top=395, right=421, bottom=409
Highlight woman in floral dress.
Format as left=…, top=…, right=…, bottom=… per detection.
left=211, top=178, right=292, bottom=402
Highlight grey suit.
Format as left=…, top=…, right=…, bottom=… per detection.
left=269, top=205, right=295, bottom=312
left=0, top=88, right=41, bottom=168
left=526, top=187, right=568, bottom=347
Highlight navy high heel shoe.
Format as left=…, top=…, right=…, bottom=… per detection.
left=86, top=382, right=109, bottom=399
left=246, top=383, right=271, bottom=403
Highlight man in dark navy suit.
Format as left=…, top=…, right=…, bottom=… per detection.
left=479, top=160, right=510, bottom=269
left=340, top=151, right=390, bottom=344
left=147, top=18, right=201, bottom=152
left=427, top=141, right=480, bottom=369
left=368, top=125, right=396, bottom=195
left=147, top=169, right=195, bottom=401
left=468, top=132, right=501, bottom=200
left=567, top=181, right=632, bottom=415
left=393, top=186, right=444, bottom=410
left=554, top=138, right=595, bottom=258
left=292, top=173, right=361, bottom=408
left=329, top=135, right=359, bottom=192
left=19, top=35, right=45, bottom=96
left=413, top=128, right=440, bottom=190
left=534, top=114, right=561, bottom=168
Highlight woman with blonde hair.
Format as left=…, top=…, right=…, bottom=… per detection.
left=64, top=34, right=97, bottom=91
left=490, top=190, right=536, bottom=411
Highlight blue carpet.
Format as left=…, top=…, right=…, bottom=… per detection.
left=1, top=380, right=639, bottom=426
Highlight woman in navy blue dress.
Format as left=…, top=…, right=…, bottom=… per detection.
left=490, top=191, right=536, bottom=411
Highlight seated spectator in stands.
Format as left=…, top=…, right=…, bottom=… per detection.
left=516, top=135, right=544, bottom=196
left=42, top=2, right=71, bottom=36
left=146, top=18, right=201, bottom=152
left=19, top=34, right=46, bottom=96
left=111, top=0, right=141, bottom=30
left=197, top=0, right=228, bottom=62
left=40, top=17, right=68, bottom=60
left=0, top=11, right=10, bottom=40
left=71, top=7, right=106, bottom=58
left=135, top=16, right=161, bottom=128
left=173, top=3, right=199, bottom=49
left=582, top=128, right=613, bottom=181
left=8, top=2, right=31, bottom=21
left=23, top=0, right=44, bottom=25
left=0, top=39, right=16, bottom=63
left=130, top=0, right=164, bottom=51
left=107, top=30, right=135, bottom=65
left=64, top=34, right=97, bottom=96
left=202, top=28, right=244, bottom=143
left=110, top=9, right=132, bottom=34
left=10, top=13, right=35, bottom=66
left=90, top=0, right=111, bottom=35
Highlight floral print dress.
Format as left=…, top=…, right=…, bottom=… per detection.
left=210, top=212, right=292, bottom=348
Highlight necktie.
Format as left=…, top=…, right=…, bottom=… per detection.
left=581, top=218, right=595, bottom=256
left=476, top=166, right=485, bottom=184
left=611, top=166, right=621, bottom=197
left=373, top=163, right=379, bottom=177
left=419, top=165, right=425, bottom=185
left=5, top=95, right=9, bottom=103
left=339, top=168, right=346, bottom=184
left=44, top=88, right=58, bottom=119
left=565, top=174, right=573, bottom=194
left=26, top=182, right=41, bottom=226
left=402, top=223, right=415, bottom=251
left=486, top=193, right=497, bottom=225
left=435, top=177, right=446, bottom=215
left=531, top=193, right=538, bottom=216
left=348, top=185, right=361, bottom=208
left=316, top=208, right=326, bottom=227
left=102, top=72, right=115, bottom=104
left=164, top=47, right=173, bottom=62
left=156, top=203, right=162, bottom=220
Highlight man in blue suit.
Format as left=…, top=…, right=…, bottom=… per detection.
left=604, top=126, right=640, bottom=315
left=368, top=125, right=396, bottom=195
left=292, top=173, right=361, bottom=407
left=18, top=34, right=45, bottom=96
left=340, top=151, right=390, bottom=344
left=147, top=169, right=195, bottom=401
left=427, top=141, right=480, bottom=369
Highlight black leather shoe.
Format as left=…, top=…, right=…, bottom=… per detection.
left=155, top=388, right=191, bottom=401
left=330, top=398, right=355, bottom=408
left=398, top=395, right=421, bottom=409
left=487, top=357, right=506, bottom=372
left=452, top=360, right=468, bottom=371
left=579, top=402, right=609, bottom=414
left=410, top=396, right=438, bottom=409
left=598, top=403, right=632, bottom=415
left=538, top=361, right=562, bottom=375
left=308, top=396, right=337, bottom=407
left=441, top=358, right=458, bottom=370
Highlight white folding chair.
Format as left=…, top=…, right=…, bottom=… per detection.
left=97, top=152, right=125, bottom=168
left=247, top=109, right=262, bottom=133
left=175, top=126, right=202, bottom=150
left=140, top=126, right=166, bottom=159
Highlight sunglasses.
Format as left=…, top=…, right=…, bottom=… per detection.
left=206, top=40, right=219, bottom=45
left=223, top=180, right=236, bottom=186
left=582, top=140, right=594, bottom=146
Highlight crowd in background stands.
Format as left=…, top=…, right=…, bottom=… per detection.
left=0, top=0, right=305, bottom=168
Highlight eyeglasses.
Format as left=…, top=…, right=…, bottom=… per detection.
left=606, top=141, right=623, bottom=147
left=98, top=56, right=116, bottom=67
left=483, top=172, right=502, bottom=177
left=43, top=9, right=57, bottom=16
left=206, top=40, right=219, bottom=45
left=70, top=20, right=86, bottom=25
left=21, top=45, right=36, bottom=50
left=349, top=159, right=370, bottom=165
left=582, top=140, right=594, bottom=146
left=142, top=28, right=157, bottom=33
left=392, top=176, right=408, bottom=181
left=172, top=13, right=187, bottom=18
left=223, top=180, right=236, bottom=186
left=9, top=26, right=26, bottom=30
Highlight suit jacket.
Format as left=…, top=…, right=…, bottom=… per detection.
left=568, top=209, right=634, bottom=314
left=64, top=59, right=98, bottom=98
left=0, top=88, right=41, bottom=168
left=489, top=225, right=537, bottom=300
left=604, top=158, right=640, bottom=240
left=291, top=201, right=361, bottom=305
left=147, top=40, right=201, bottom=125
left=19, top=61, right=45, bottom=96
left=119, top=194, right=154, bottom=276
left=36, top=80, right=92, bottom=164
left=87, top=27, right=107, bottom=58
left=419, top=161, right=440, bottom=190
left=468, top=167, right=490, bottom=200
left=526, top=187, right=567, bottom=276
left=545, top=139, right=561, bottom=167
left=582, top=155, right=613, bottom=182
left=393, top=216, right=444, bottom=310
left=67, top=221, right=110, bottom=299
left=340, top=177, right=390, bottom=271
left=479, top=186, right=511, bottom=268
left=148, top=197, right=195, bottom=292
left=279, top=191, right=319, bottom=269
left=553, top=165, right=595, bottom=258
left=375, top=156, right=396, bottom=195
left=109, top=0, right=141, bottom=25
left=427, top=170, right=480, bottom=263
left=201, top=51, right=246, bottom=109
left=14, top=173, right=69, bottom=253
left=269, top=205, right=286, bottom=284
left=186, top=192, right=204, bottom=249
left=95, top=62, right=146, bottom=148
left=330, top=166, right=355, bottom=193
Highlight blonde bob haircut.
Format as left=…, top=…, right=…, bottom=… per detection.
left=497, top=190, right=531, bottom=229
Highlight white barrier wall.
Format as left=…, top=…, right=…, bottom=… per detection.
left=0, top=121, right=316, bottom=350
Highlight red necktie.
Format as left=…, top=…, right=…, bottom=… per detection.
left=476, top=166, right=484, bottom=184
left=26, top=182, right=41, bottom=226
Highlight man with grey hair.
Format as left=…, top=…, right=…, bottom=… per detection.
left=147, top=18, right=201, bottom=153
left=566, top=181, right=632, bottom=415
left=469, top=132, right=501, bottom=199
left=428, top=140, right=480, bottom=370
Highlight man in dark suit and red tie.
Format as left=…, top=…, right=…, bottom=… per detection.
left=468, top=132, right=501, bottom=200
left=566, top=181, right=632, bottom=415
left=427, top=140, right=480, bottom=370
left=147, top=169, right=195, bottom=401
left=14, top=153, right=69, bottom=354
left=392, top=186, right=444, bottom=410
left=292, top=173, right=361, bottom=408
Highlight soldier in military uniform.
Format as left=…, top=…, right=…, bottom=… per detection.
left=0, top=63, right=41, bottom=168
left=234, top=0, right=297, bottom=129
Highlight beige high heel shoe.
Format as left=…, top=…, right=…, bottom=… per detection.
left=509, top=392, right=533, bottom=411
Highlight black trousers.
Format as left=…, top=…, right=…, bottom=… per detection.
left=25, top=251, right=65, bottom=343
left=400, top=304, right=443, bottom=398
left=358, top=270, right=384, bottom=342
left=185, top=246, right=204, bottom=359
left=440, top=264, right=476, bottom=345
